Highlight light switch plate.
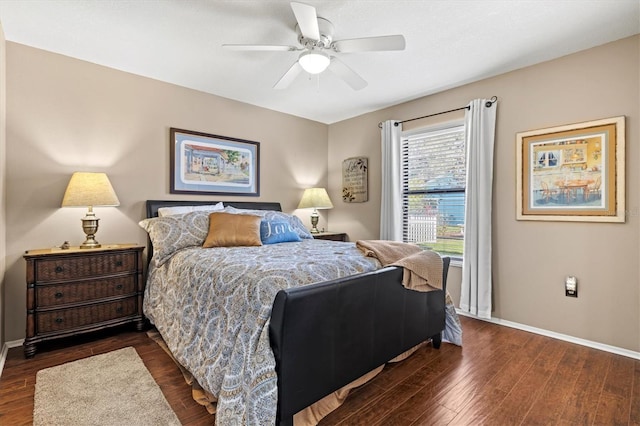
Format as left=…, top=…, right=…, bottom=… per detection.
left=565, top=276, right=577, bottom=297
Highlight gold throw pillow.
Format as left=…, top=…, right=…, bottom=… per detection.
left=203, top=212, right=263, bottom=247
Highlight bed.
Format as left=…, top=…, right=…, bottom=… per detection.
left=141, top=199, right=451, bottom=425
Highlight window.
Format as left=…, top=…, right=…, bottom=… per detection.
left=535, top=150, right=559, bottom=168
left=402, top=123, right=466, bottom=259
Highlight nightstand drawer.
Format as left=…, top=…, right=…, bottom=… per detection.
left=313, top=232, right=347, bottom=242
left=37, top=297, right=138, bottom=333
left=35, top=252, right=137, bottom=282
left=36, top=275, right=137, bottom=307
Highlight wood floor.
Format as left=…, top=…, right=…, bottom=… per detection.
left=1, top=316, right=638, bottom=425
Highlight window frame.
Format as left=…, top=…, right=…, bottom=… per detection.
left=401, top=120, right=466, bottom=264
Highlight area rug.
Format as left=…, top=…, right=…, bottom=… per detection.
left=33, top=346, right=180, bottom=426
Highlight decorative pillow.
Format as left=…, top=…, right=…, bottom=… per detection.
left=223, top=206, right=313, bottom=240
left=203, top=212, right=263, bottom=248
left=260, top=220, right=302, bottom=244
left=157, top=202, right=224, bottom=217
left=138, top=211, right=210, bottom=266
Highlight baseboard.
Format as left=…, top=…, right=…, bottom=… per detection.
left=0, top=339, right=24, bottom=378
left=456, top=310, right=640, bottom=360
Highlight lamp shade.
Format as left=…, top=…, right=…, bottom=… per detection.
left=61, top=172, right=120, bottom=208
left=297, top=187, right=333, bottom=210
left=298, top=50, right=330, bottom=74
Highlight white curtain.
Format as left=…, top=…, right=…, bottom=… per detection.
left=460, top=99, right=497, bottom=319
left=380, top=120, right=403, bottom=241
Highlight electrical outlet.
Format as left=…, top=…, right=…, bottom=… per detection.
left=565, top=276, right=578, bottom=297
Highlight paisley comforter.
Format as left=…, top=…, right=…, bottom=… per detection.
left=143, top=239, right=380, bottom=425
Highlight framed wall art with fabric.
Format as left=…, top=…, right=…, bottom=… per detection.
left=516, top=116, right=625, bottom=223
left=170, top=128, right=260, bottom=196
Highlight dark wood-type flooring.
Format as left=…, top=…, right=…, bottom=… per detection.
left=1, top=316, right=639, bottom=425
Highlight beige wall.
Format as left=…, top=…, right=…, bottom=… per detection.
left=328, top=35, right=640, bottom=352
left=4, top=36, right=639, bottom=353
left=4, top=43, right=328, bottom=341
left=0, top=23, right=6, bottom=347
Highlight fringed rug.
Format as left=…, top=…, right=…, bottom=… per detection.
left=33, top=346, right=180, bottom=426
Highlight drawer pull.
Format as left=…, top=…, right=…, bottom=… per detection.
left=55, top=266, right=64, bottom=273
left=55, top=318, right=64, bottom=323
left=116, top=284, right=123, bottom=290
left=115, top=261, right=123, bottom=267
left=116, top=306, right=123, bottom=313
left=55, top=292, right=64, bottom=299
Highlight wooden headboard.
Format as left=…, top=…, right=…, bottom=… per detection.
left=145, top=199, right=282, bottom=218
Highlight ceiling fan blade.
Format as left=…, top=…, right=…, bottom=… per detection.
left=274, top=61, right=303, bottom=89
left=332, top=35, right=406, bottom=53
left=327, top=57, right=367, bottom=91
left=222, top=44, right=298, bottom=52
left=290, top=2, right=320, bottom=40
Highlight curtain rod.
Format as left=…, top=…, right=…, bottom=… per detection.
left=378, top=96, right=497, bottom=129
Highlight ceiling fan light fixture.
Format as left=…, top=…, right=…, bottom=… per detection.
left=298, top=50, right=330, bottom=74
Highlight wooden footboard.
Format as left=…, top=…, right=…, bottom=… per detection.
left=269, top=258, right=450, bottom=425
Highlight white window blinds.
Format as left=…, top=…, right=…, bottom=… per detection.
left=402, top=124, right=466, bottom=259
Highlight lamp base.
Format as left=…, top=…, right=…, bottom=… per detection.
left=79, top=215, right=101, bottom=249
left=310, top=210, right=320, bottom=233
left=80, top=239, right=102, bottom=249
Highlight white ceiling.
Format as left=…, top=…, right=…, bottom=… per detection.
left=0, top=1, right=638, bottom=124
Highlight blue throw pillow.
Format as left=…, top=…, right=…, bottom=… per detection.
left=260, top=220, right=302, bottom=244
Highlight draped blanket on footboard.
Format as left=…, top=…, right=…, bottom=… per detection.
left=144, top=239, right=381, bottom=424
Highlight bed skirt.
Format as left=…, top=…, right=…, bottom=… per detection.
left=147, top=329, right=427, bottom=425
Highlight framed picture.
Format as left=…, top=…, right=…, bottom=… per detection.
left=516, top=116, right=625, bottom=222
left=170, top=128, right=259, bottom=196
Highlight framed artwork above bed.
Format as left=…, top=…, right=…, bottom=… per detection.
left=170, top=128, right=260, bottom=196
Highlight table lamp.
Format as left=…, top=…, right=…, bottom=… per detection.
left=297, top=187, right=333, bottom=233
left=61, top=172, right=120, bottom=249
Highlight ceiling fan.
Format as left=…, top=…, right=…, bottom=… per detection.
left=222, top=2, right=406, bottom=90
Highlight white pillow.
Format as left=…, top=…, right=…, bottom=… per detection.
left=157, top=202, right=224, bottom=217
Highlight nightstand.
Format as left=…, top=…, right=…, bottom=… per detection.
left=23, top=244, right=145, bottom=358
left=312, top=232, right=348, bottom=242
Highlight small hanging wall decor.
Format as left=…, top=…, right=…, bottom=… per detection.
left=342, top=157, right=368, bottom=203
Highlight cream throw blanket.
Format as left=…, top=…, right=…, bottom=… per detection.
left=356, top=240, right=443, bottom=292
